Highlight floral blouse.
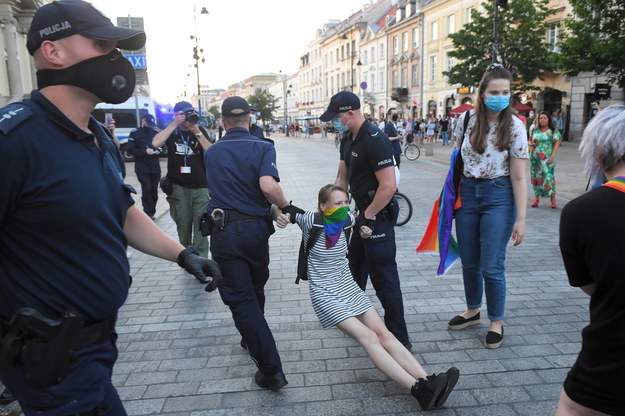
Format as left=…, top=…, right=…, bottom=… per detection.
left=453, top=113, right=529, bottom=179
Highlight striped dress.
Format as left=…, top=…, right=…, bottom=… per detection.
left=296, top=211, right=373, bottom=328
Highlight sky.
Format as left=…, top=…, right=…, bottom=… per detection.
left=90, top=0, right=372, bottom=104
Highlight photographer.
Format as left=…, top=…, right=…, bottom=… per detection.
left=152, top=101, right=212, bottom=256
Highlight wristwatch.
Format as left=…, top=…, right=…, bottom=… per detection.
left=195, top=132, right=202, bottom=138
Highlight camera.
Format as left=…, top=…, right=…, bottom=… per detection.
left=184, top=109, right=199, bottom=124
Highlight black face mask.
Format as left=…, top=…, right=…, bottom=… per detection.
left=392, top=114, right=399, bottom=122
left=36, top=50, right=136, bottom=104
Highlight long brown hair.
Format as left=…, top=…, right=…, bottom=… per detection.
left=470, top=65, right=514, bottom=154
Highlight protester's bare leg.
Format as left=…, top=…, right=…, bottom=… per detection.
left=337, top=314, right=417, bottom=389
left=357, top=309, right=428, bottom=380
left=555, top=389, right=610, bottom=416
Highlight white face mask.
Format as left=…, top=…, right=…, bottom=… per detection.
left=250, top=114, right=257, bottom=124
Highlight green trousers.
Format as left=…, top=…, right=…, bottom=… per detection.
left=167, top=183, right=210, bottom=257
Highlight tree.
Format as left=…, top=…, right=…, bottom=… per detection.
left=207, top=105, right=220, bottom=120
left=559, top=0, right=625, bottom=90
left=443, top=0, right=556, bottom=90
left=247, top=88, right=279, bottom=123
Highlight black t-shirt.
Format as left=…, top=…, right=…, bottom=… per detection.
left=128, top=126, right=161, bottom=174
left=340, top=120, right=395, bottom=210
left=439, top=119, right=450, bottom=132
left=165, top=127, right=208, bottom=188
left=559, top=185, right=625, bottom=414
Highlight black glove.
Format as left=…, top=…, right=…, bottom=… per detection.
left=280, top=202, right=305, bottom=224
left=177, top=247, right=223, bottom=292
left=355, top=214, right=375, bottom=233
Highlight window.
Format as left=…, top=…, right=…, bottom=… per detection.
left=401, top=68, right=407, bottom=87
left=325, top=77, right=328, bottom=97
left=392, top=70, right=398, bottom=88
left=370, top=73, right=375, bottom=92
left=446, top=14, right=455, bottom=35
left=341, top=45, right=345, bottom=61
left=548, top=22, right=561, bottom=53
left=363, top=50, right=368, bottom=65
left=445, top=52, right=454, bottom=73
left=379, top=43, right=385, bottom=59
left=336, top=48, right=339, bottom=63
left=412, top=27, right=419, bottom=48
left=393, top=36, right=398, bottom=55
left=379, top=71, right=385, bottom=92
left=370, top=46, right=375, bottom=62
left=430, top=55, right=437, bottom=82
left=346, top=43, right=350, bottom=59
left=430, top=21, right=438, bottom=41
left=411, top=65, right=418, bottom=86
left=465, top=7, right=474, bottom=24
left=402, top=32, right=408, bottom=52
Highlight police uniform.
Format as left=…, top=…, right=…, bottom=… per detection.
left=0, top=91, right=133, bottom=413
left=340, top=120, right=411, bottom=347
left=204, top=126, right=283, bottom=377
left=128, top=124, right=161, bottom=218
left=164, top=126, right=210, bottom=256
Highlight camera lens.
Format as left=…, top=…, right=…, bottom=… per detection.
left=185, top=109, right=199, bottom=124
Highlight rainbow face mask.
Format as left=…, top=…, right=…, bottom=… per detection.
left=322, top=205, right=350, bottom=248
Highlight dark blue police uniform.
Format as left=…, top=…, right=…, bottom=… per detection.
left=128, top=126, right=161, bottom=217
left=204, top=127, right=283, bottom=376
left=0, top=91, right=133, bottom=414
left=384, top=121, right=402, bottom=168
left=340, top=120, right=410, bottom=347
left=250, top=122, right=275, bottom=145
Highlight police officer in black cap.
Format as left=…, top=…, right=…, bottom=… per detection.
left=127, top=114, right=161, bottom=219
left=248, top=104, right=274, bottom=145
left=320, top=91, right=412, bottom=350
left=0, top=1, right=221, bottom=413
left=204, top=96, right=298, bottom=391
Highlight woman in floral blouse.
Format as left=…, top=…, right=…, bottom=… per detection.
left=529, top=111, right=562, bottom=208
left=448, top=64, right=529, bottom=349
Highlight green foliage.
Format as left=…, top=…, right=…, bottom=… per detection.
left=247, top=88, right=279, bottom=122
left=559, top=0, right=625, bottom=89
left=444, top=0, right=556, bottom=90
left=207, top=105, right=220, bottom=119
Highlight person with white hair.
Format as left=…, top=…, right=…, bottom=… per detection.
left=557, top=103, right=625, bottom=416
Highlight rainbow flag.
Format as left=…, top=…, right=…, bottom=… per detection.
left=603, top=176, right=625, bottom=194
left=416, top=148, right=461, bottom=276
left=322, top=205, right=350, bottom=248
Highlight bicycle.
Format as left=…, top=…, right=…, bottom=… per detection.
left=401, top=135, right=420, bottom=161
left=334, top=131, right=341, bottom=148
left=394, top=191, right=413, bottom=226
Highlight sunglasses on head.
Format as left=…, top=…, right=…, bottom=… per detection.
left=486, top=63, right=505, bottom=72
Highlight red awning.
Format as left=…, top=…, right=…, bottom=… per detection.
left=514, top=102, right=534, bottom=113
left=449, top=103, right=474, bottom=115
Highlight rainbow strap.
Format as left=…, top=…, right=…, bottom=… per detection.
left=602, top=176, right=625, bottom=193
left=322, top=206, right=350, bottom=249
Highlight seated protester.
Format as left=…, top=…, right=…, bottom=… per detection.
left=274, top=184, right=459, bottom=411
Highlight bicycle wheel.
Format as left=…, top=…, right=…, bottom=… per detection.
left=394, top=192, right=413, bottom=226
left=404, top=143, right=420, bottom=160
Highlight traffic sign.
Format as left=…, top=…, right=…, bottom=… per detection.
left=125, top=54, right=147, bottom=69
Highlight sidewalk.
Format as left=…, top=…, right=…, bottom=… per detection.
left=105, top=133, right=587, bottom=415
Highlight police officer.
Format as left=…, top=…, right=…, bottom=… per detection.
left=0, top=1, right=221, bottom=413
left=320, top=91, right=412, bottom=350
left=248, top=104, right=275, bottom=145
left=128, top=114, right=161, bottom=219
left=204, top=96, right=296, bottom=390
left=152, top=101, right=211, bottom=257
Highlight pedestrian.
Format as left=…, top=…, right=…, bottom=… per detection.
left=152, top=100, right=211, bottom=257
left=204, top=96, right=300, bottom=391
left=426, top=117, right=437, bottom=143
left=0, top=1, right=222, bottom=414
left=447, top=63, right=529, bottom=349
left=247, top=104, right=265, bottom=139
left=127, top=114, right=161, bottom=219
left=385, top=109, right=403, bottom=168
left=282, top=184, right=460, bottom=411
left=529, top=111, right=562, bottom=209
left=556, top=103, right=625, bottom=416
left=439, top=115, right=450, bottom=146
left=320, top=91, right=412, bottom=350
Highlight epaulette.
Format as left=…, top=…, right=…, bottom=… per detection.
left=0, top=103, right=32, bottom=135
left=367, top=123, right=384, bottom=139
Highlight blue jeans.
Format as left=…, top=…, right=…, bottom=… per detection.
left=440, top=131, right=450, bottom=145
left=455, top=176, right=515, bottom=321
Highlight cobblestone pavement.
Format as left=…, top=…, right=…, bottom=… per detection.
left=2, top=133, right=590, bottom=415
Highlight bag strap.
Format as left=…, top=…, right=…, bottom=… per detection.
left=458, top=110, right=473, bottom=147
left=306, top=212, right=324, bottom=253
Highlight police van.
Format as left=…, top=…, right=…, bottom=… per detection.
left=92, top=96, right=157, bottom=162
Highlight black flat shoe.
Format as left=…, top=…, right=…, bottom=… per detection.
left=254, top=370, right=288, bottom=391
left=435, top=367, right=460, bottom=407
left=485, top=327, right=504, bottom=349
left=448, top=312, right=481, bottom=330
left=0, top=387, right=16, bottom=405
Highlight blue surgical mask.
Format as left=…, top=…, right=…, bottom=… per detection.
left=332, top=116, right=348, bottom=133
left=484, top=95, right=510, bottom=112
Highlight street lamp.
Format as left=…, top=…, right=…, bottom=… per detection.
left=280, top=74, right=292, bottom=136
left=191, top=5, right=209, bottom=123
left=340, top=33, right=362, bottom=92
left=492, top=0, right=508, bottom=63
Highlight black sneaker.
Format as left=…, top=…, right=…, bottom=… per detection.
left=434, top=367, right=460, bottom=407
left=448, top=312, right=481, bottom=330
left=254, top=370, right=288, bottom=391
left=411, top=373, right=448, bottom=411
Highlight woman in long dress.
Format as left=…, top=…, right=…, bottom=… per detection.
left=529, top=111, right=562, bottom=208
